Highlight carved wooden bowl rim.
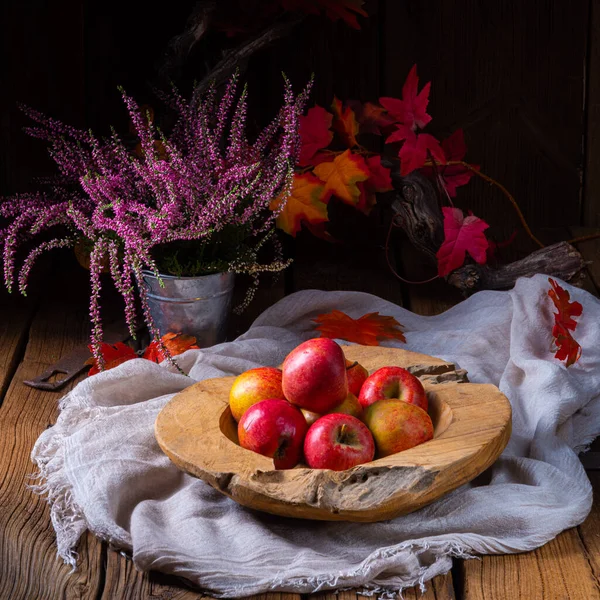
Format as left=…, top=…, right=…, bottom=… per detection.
left=155, top=346, right=512, bottom=522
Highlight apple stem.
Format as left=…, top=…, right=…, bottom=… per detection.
left=346, top=361, right=359, bottom=371
left=338, top=424, right=349, bottom=444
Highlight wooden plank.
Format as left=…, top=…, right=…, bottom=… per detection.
left=383, top=0, right=588, bottom=229
left=0, top=289, right=36, bottom=404
left=0, top=269, right=104, bottom=599
left=577, top=471, right=600, bottom=583
left=460, top=529, right=600, bottom=600
left=584, top=0, right=600, bottom=227
left=101, top=549, right=211, bottom=599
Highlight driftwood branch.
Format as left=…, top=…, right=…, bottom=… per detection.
left=388, top=168, right=586, bottom=293
left=446, top=242, right=585, bottom=292
left=157, top=1, right=217, bottom=83
left=192, top=15, right=305, bottom=98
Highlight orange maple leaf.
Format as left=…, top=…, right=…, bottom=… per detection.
left=143, top=332, right=200, bottom=363
left=313, top=310, right=406, bottom=346
left=270, top=172, right=331, bottom=236
left=331, top=97, right=359, bottom=148
left=85, top=342, right=138, bottom=376
left=313, top=149, right=370, bottom=206
left=548, top=278, right=583, bottom=367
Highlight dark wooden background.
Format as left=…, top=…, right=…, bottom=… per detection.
left=1, top=0, right=599, bottom=313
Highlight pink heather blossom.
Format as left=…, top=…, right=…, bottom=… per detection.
left=1, top=74, right=310, bottom=369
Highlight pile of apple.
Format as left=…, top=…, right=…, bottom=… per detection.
left=228, top=338, right=434, bottom=471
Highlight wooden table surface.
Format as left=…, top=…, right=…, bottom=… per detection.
left=1, top=228, right=599, bottom=600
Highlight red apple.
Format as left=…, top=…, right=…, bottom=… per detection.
left=229, top=367, right=284, bottom=422
left=304, top=414, right=375, bottom=471
left=238, top=399, right=308, bottom=469
left=282, top=338, right=348, bottom=413
left=346, top=360, right=369, bottom=397
left=358, top=366, right=427, bottom=411
left=363, top=398, right=433, bottom=457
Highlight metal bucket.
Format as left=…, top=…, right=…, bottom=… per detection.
left=141, top=271, right=235, bottom=347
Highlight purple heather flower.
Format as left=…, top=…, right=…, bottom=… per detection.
left=0, top=74, right=310, bottom=368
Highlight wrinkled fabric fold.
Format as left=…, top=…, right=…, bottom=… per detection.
left=31, top=275, right=600, bottom=597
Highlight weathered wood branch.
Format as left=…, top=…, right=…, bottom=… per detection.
left=191, top=15, right=305, bottom=100
left=447, top=242, right=585, bottom=292
left=158, top=1, right=217, bottom=82
left=388, top=167, right=586, bottom=293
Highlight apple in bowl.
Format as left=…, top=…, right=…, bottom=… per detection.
left=282, top=338, right=348, bottom=413
left=359, top=366, right=427, bottom=411
left=229, top=367, right=284, bottom=422
left=304, top=413, right=375, bottom=471
left=363, top=398, right=433, bottom=457
left=238, top=399, right=308, bottom=469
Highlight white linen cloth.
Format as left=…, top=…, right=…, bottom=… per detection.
left=31, top=274, right=600, bottom=597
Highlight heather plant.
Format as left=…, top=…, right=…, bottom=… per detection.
left=0, top=73, right=310, bottom=368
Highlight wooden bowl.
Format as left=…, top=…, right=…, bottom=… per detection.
left=155, top=346, right=512, bottom=522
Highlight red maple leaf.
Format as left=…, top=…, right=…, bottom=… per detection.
left=331, top=97, right=359, bottom=148
left=436, top=207, right=490, bottom=276
left=379, top=65, right=432, bottom=131
left=347, top=100, right=395, bottom=135
left=86, top=342, right=137, bottom=376
left=386, top=125, right=445, bottom=176
left=313, top=310, right=406, bottom=346
left=420, top=129, right=479, bottom=197
left=281, top=0, right=367, bottom=28
left=548, top=278, right=583, bottom=367
left=356, top=156, right=393, bottom=214
left=299, top=105, right=333, bottom=166
left=143, top=332, right=200, bottom=363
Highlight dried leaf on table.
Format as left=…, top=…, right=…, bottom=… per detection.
left=313, top=310, right=406, bottom=346
left=143, top=332, right=200, bottom=363
left=86, top=342, right=137, bottom=376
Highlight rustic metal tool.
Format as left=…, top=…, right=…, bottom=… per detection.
left=23, top=320, right=131, bottom=391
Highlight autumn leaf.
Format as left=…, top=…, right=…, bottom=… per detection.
left=299, top=105, right=333, bottom=166
left=420, top=129, right=479, bottom=196
left=282, top=0, right=368, bottom=28
left=436, top=207, right=489, bottom=276
left=386, top=125, right=445, bottom=176
left=348, top=100, right=395, bottom=135
left=271, top=172, right=331, bottom=236
left=331, top=97, right=359, bottom=148
left=86, top=342, right=137, bottom=376
left=143, top=332, right=200, bottom=363
left=356, top=156, right=393, bottom=214
left=379, top=65, right=432, bottom=131
left=548, top=278, right=583, bottom=366
left=313, top=149, right=370, bottom=205
left=313, top=310, right=406, bottom=346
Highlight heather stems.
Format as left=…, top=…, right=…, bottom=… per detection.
left=1, top=73, right=309, bottom=369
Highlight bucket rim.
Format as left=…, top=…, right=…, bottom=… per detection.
left=141, top=269, right=234, bottom=282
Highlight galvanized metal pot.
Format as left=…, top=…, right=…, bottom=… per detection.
left=141, top=271, right=235, bottom=347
